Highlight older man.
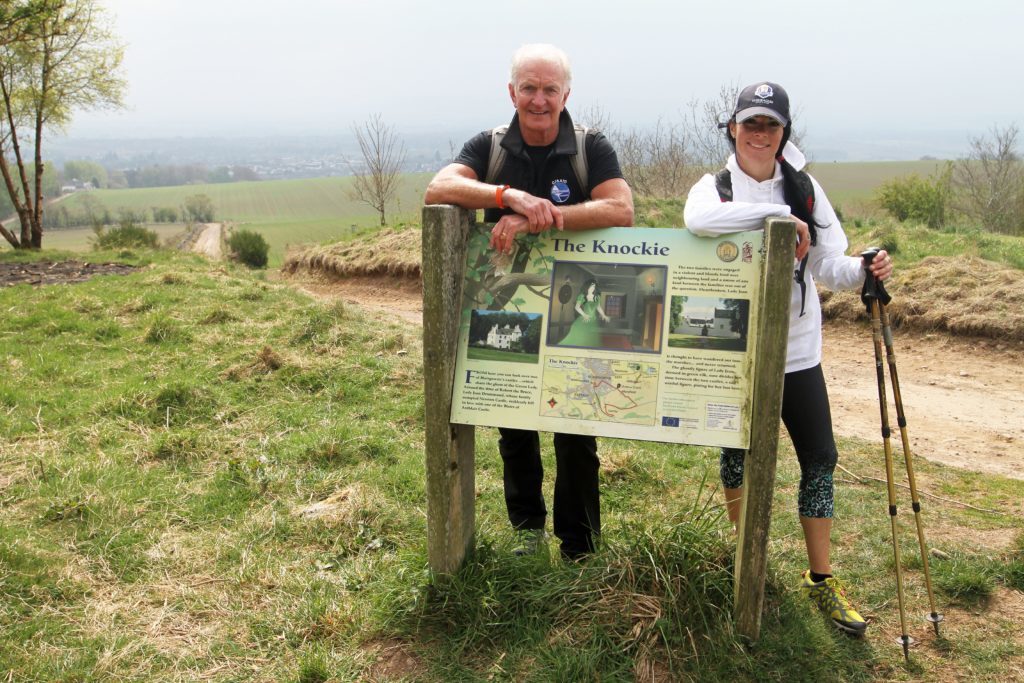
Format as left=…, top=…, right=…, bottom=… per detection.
left=424, top=44, right=633, bottom=560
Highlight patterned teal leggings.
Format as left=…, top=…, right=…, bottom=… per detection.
left=720, top=364, right=838, bottom=518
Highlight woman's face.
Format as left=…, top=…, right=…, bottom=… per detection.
left=730, top=115, right=784, bottom=170
left=587, top=282, right=596, bottom=296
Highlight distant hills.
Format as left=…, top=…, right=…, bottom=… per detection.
left=47, top=126, right=975, bottom=182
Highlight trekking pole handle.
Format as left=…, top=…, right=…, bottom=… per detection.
left=861, top=247, right=881, bottom=270
left=860, top=248, right=881, bottom=299
left=859, top=247, right=891, bottom=309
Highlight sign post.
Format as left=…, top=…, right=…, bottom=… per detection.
left=421, top=205, right=794, bottom=642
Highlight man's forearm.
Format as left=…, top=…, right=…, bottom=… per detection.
left=557, top=197, right=634, bottom=230
left=424, top=171, right=501, bottom=209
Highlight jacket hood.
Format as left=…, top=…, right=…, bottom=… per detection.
left=777, top=141, right=806, bottom=171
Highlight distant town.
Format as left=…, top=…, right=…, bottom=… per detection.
left=47, top=132, right=457, bottom=185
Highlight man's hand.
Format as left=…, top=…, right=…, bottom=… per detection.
left=490, top=214, right=531, bottom=254
left=789, top=214, right=810, bottom=260
left=503, top=188, right=564, bottom=232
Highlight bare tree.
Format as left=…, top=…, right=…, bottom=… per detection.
left=684, top=83, right=738, bottom=170
left=0, top=0, right=126, bottom=249
left=574, top=102, right=615, bottom=132
left=612, top=118, right=702, bottom=199
left=954, top=124, right=1023, bottom=235
left=347, top=113, right=407, bottom=227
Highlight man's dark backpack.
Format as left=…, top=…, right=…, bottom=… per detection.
left=484, top=125, right=590, bottom=191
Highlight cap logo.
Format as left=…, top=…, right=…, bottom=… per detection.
left=754, top=84, right=774, bottom=99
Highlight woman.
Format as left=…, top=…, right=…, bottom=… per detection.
left=684, top=82, right=893, bottom=636
left=558, top=279, right=610, bottom=347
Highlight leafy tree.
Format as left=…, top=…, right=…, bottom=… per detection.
left=63, top=159, right=107, bottom=188
left=0, top=0, right=126, bottom=249
left=184, top=193, right=215, bottom=223
left=522, top=316, right=542, bottom=354
left=347, top=113, right=406, bottom=226
left=722, top=298, right=749, bottom=342
left=670, top=295, right=685, bottom=330
left=151, top=206, right=179, bottom=223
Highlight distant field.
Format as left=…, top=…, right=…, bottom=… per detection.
left=2, top=162, right=947, bottom=263
left=2, top=173, right=434, bottom=265
left=807, top=159, right=948, bottom=208
left=33, top=224, right=188, bottom=253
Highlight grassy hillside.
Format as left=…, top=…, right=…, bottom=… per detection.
left=6, top=173, right=434, bottom=266
left=3, top=161, right=948, bottom=265
left=1, top=249, right=1022, bottom=681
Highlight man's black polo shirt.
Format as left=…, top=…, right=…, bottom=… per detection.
left=454, top=110, right=624, bottom=223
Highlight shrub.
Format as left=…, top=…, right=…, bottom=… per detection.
left=226, top=229, right=270, bottom=268
left=875, top=163, right=952, bottom=229
left=92, top=219, right=159, bottom=250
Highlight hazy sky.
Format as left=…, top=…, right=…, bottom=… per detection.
left=70, top=0, right=1023, bottom=149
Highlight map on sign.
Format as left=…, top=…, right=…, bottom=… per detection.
left=540, top=356, right=659, bottom=425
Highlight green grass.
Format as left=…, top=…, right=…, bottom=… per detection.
left=842, top=219, right=1024, bottom=271
left=466, top=346, right=539, bottom=364
left=667, top=334, right=747, bottom=351
left=1, top=248, right=1023, bottom=681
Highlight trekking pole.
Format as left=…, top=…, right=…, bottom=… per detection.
left=873, top=271, right=944, bottom=637
left=860, top=248, right=912, bottom=661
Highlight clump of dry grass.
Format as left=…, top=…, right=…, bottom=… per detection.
left=283, top=226, right=422, bottom=280
left=821, top=255, right=1024, bottom=340
left=221, top=344, right=287, bottom=380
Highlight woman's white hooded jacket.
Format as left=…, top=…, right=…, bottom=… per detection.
left=683, top=142, right=864, bottom=373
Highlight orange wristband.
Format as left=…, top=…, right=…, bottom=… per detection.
left=495, top=184, right=511, bottom=209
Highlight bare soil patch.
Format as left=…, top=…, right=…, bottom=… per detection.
left=288, top=272, right=1024, bottom=481
left=191, top=223, right=223, bottom=259
left=0, top=260, right=138, bottom=287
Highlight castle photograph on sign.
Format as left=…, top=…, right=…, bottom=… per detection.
left=668, top=295, right=750, bottom=352
left=546, top=261, right=667, bottom=353
left=466, top=310, right=543, bottom=364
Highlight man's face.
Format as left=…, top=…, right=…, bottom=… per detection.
left=508, top=59, right=570, bottom=144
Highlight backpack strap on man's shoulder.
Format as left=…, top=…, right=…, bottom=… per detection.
left=572, top=124, right=589, bottom=192
left=484, top=125, right=509, bottom=185
left=714, top=168, right=732, bottom=202
left=486, top=123, right=591, bottom=192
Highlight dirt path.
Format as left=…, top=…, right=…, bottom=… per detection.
left=191, top=223, right=222, bottom=259
left=289, top=275, right=1024, bottom=480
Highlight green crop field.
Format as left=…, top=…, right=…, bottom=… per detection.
left=3, top=161, right=949, bottom=265
left=3, top=173, right=434, bottom=265
left=807, top=159, right=948, bottom=208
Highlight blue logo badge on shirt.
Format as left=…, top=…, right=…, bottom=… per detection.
left=550, top=180, right=571, bottom=204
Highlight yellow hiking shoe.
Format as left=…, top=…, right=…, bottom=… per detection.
left=801, top=570, right=868, bottom=636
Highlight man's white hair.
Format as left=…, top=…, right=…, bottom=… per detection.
left=509, top=44, right=572, bottom=88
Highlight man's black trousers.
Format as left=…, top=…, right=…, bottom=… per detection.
left=498, top=427, right=600, bottom=558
